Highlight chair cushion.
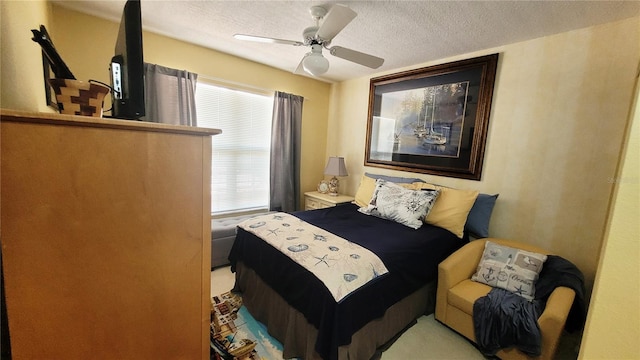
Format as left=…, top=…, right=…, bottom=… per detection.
left=448, top=279, right=492, bottom=315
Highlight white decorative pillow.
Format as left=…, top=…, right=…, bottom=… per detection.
left=471, top=241, right=547, bottom=300
left=358, top=179, right=439, bottom=229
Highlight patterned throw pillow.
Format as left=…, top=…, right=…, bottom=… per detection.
left=358, top=179, right=439, bottom=229
left=353, top=175, right=418, bottom=207
left=471, top=241, right=547, bottom=300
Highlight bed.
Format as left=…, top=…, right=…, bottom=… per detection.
left=228, top=201, right=468, bottom=360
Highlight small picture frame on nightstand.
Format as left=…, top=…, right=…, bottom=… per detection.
left=317, top=180, right=330, bottom=194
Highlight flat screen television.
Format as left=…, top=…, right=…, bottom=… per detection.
left=110, top=0, right=145, bottom=120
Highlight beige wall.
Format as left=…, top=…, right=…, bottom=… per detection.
left=328, top=17, right=640, bottom=290
left=579, top=69, right=640, bottom=359
left=0, top=0, right=55, bottom=113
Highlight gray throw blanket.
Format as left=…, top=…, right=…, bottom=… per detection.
left=473, top=255, right=586, bottom=357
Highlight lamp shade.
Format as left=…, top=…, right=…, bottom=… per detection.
left=324, top=157, right=348, bottom=177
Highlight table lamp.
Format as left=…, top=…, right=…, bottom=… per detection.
left=324, top=156, right=348, bottom=196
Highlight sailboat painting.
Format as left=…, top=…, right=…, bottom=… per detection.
left=369, top=81, right=469, bottom=159
left=365, top=54, right=498, bottom=180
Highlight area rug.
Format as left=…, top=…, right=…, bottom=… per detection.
left=211, top=291, right=296, bottom=360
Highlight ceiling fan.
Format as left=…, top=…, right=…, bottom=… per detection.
left=234, top=4, right=384, bottom=77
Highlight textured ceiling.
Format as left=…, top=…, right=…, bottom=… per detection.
left=52, top=0, right=640, bottom=83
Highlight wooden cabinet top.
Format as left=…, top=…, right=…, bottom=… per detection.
left=1, top=108, right=221, bottom=137
left=305, top=191, right=355, bottom=204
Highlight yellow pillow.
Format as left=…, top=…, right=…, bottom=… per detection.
left=354, top=175, right=418, bottom=207
left=354, top=175, right=377, bottom=207
left=414, top=183, right=479, bottom=238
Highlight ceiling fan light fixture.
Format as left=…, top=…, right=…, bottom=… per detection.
left=302, top=53, right=329, bottom=76
left=302, top=45, right=329, bottom=76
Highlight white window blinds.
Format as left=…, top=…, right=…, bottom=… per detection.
left=195, top=82, right=273, bottom=214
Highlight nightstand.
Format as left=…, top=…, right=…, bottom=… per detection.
left=304, top=191, right=355, bottom=210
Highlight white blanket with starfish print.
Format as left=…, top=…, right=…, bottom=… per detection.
left=238, top=212, right=389, bottom=302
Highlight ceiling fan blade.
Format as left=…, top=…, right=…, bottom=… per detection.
left=329, top=46, right=384, bottom=69
left=315, top=4, right=357, bottom=42
left=234, top=34, right=303, bottom=46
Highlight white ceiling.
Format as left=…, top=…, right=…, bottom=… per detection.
left=52, top=0, right=640, bottom=83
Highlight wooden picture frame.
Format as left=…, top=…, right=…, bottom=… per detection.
left=364, top=53, right=499, bottom=180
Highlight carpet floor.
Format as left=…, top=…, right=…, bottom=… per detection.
left=211, top=266, right=580, bottom=360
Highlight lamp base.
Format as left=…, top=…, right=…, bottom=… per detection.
left=328, top=176, right=339, bottom=196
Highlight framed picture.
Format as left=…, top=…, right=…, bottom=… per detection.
left=364, top=54, right=499, bottom=180
left=317, top=180, right=330, bottom=194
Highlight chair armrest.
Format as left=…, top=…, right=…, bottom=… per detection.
left=439, top=240, right=486, bottom=289
left=436, top=239, right=487, bottom=321
left=537, top=286, right=576, bottom=360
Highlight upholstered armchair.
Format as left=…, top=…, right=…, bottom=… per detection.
left=435, top=238, right=576, bottom=360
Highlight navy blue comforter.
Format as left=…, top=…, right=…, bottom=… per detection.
left=229, top=203, right=466, bottom=360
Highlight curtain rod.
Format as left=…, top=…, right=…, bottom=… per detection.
left=197, top=74, right=275, bottom=96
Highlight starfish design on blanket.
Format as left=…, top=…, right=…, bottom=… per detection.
left=266, top=228, right=283, bottom=236
left=514, top=284, right=526, bottom=296
left=314, top=254, right=334, bottom=267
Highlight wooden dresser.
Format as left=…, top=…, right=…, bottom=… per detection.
left=0, top=109, right=220, bottom=359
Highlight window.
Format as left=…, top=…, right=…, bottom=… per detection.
left=195, top=82, right=273, bottom=214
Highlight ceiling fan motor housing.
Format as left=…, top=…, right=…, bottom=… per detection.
left=303, top=26, right=320, bottom=45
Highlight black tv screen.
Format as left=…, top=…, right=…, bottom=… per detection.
left=110, top=0, right=145, bottom=120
